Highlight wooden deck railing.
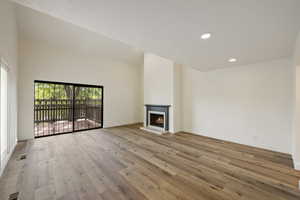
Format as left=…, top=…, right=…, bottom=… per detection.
left=34, top=99, right=102, bottom=123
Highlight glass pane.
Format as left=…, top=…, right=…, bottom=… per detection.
left=34, top=82, right=73, bottom=137
left=74, top=86, right=102, bottom=131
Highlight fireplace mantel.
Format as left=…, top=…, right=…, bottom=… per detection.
left=144, top=104, right=171, bottom=107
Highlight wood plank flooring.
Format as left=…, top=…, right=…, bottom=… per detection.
left=1, top=124, right=300, bottom=200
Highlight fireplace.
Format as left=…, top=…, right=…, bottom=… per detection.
left=144, top=104, right=170, bottom=133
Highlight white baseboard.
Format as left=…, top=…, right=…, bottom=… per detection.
left=293, top=160, right=300, bottom=190
left=295, top=161, right=300, bottom=171
left=104, top=121, right=142, bottom=128
left=0, top=142, right=17, bottom=177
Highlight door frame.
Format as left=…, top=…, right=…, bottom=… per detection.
left=34, top=80, right=104, bottom=138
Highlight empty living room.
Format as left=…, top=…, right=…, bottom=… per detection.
left=1, top=0, right=300, bottom=199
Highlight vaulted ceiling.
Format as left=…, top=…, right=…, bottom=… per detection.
left=13, top=0, right=300, bottom=70
left=16, top=5, right=143, bottom=66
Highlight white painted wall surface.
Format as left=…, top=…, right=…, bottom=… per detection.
left=0, top=0, right=18, bottom=176
left=18, top=40, right=142, bottom=140
left=293, top=32, right=300, bottom=169
left=144, top=53, right=174, bottom=105
left=182, top=59, right=293, bottom=154
left=172, top=63, right=182, bottom=133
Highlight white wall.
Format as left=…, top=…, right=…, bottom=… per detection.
left=143, top=53, right=181, bottom=133
left=0, top=0, right=18, bottom=176
left=172, top=63, right=182, bottom=133
left=182, top=59, right=293, bottom=154
left=18, top=39, right=142, bottom=140
left=144, top=53, right=174, bottom=105
left=293, top=32, right=300, bottom=169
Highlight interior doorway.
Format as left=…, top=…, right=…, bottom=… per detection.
left=34, top=80, right=103, bottom=138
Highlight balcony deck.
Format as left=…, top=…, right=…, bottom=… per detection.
left=34, top=119, right=101, bottom=137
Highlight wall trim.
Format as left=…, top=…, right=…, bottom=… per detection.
left=0, top=142, right=17, bottom=177
left=106, top=122, right=143, bottom=129
left=294, top=161, right=300, bottom=171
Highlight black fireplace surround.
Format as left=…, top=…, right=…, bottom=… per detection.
left=145, top=104, right=170, bottom=131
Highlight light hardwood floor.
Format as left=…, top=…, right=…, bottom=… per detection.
left=1, top=124, right=300, bottom=200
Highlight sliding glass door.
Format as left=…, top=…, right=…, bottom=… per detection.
left=34, top=81, right=103, bottom=138
left=74, top=85, right=102, bottom=131
left=34, top=82, right=74, bottom=137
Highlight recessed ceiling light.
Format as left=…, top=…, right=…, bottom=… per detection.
left=201, top=33, right=211, bottom=40
left=228, top=58, right=237, bottom=63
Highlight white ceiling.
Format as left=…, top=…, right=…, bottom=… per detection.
left=16, top=5, right=144, bottom=66
left=13, top=0, right=300, bottom=71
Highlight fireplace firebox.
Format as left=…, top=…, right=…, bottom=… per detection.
left=150, top=112, right=164, bottom=128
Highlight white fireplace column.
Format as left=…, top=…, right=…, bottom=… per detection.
left=143, top=53, right=182, bottom=133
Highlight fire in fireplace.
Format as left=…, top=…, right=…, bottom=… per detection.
left=150, top=113, right=164, bottom=128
